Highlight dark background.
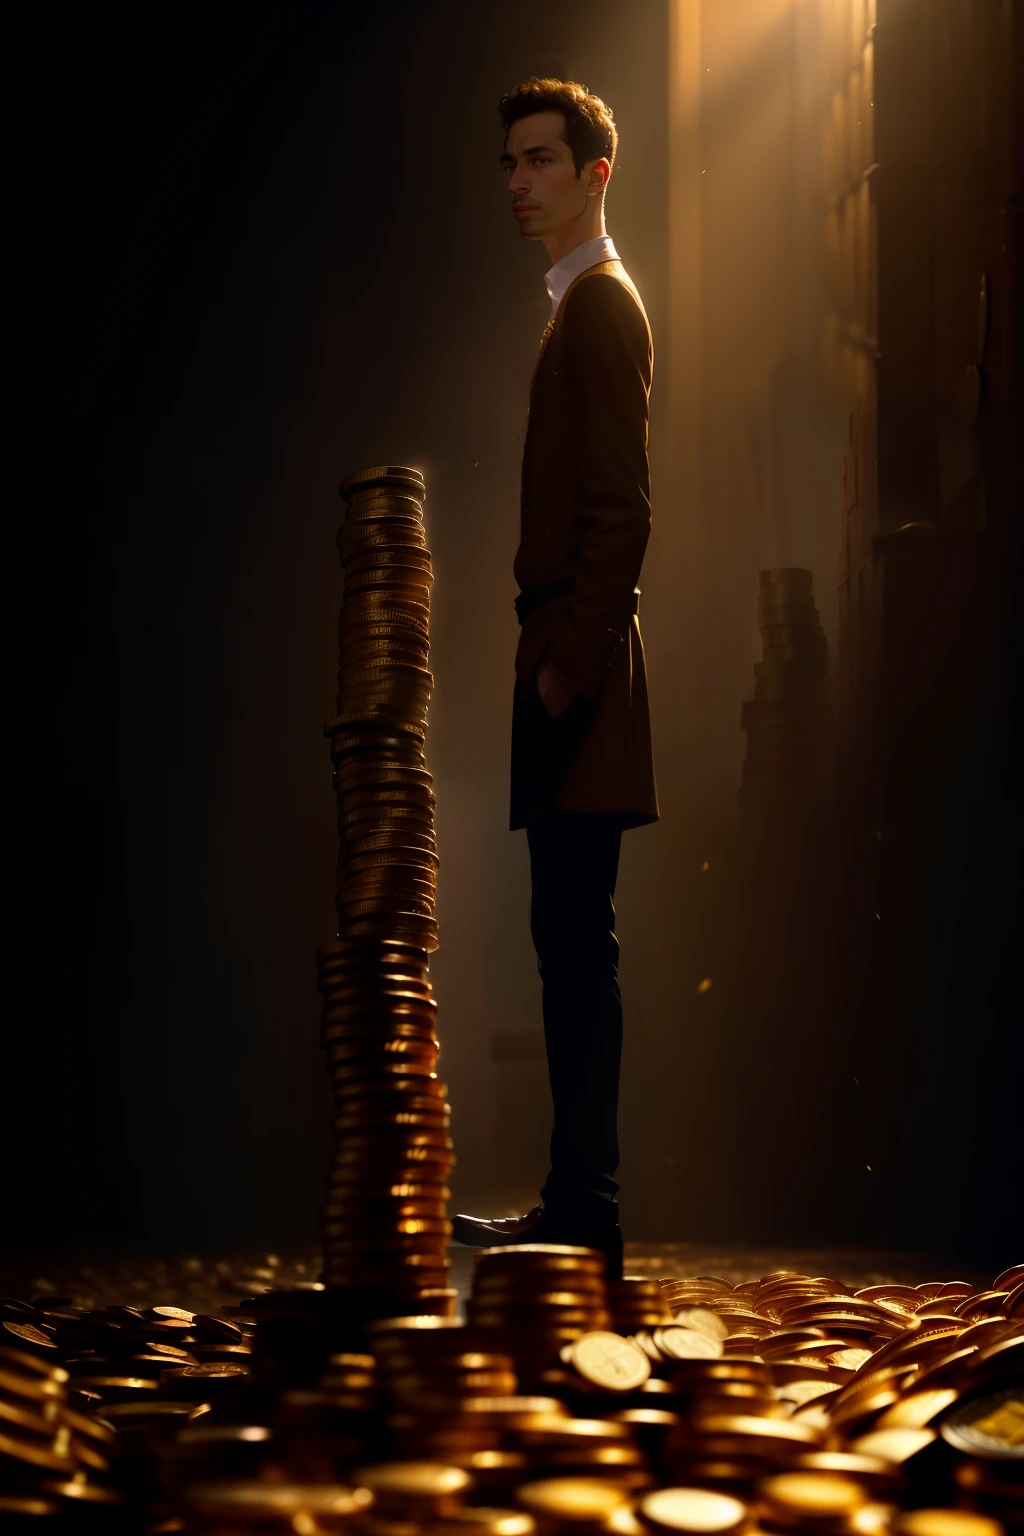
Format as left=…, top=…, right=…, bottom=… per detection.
left=8, top=0, right=669, bottom=1254
left=7, top=0, right=1020, bottom=1267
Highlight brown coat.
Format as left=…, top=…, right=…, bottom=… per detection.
left=510, top=258, right=659, bottom=831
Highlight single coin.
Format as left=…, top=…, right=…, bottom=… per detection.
left=517, top=1478, right=628, bottom=1522
left=874, top=1389, right=959, bottom=1429
left=326, top=712, right=425, bottom=738
left=939, top=1387, right=1024, bottom=1458
left=427, top=1513, right=535, bottom=1536
left=639, top=1488, right=748, bottom=1534
left=2, top=1322, right=58, bottom=1352
left=777, top=1380, right=839, bottom=1406
left=828, top=1348, right=874, bottom=1371
left=353, top=1460, right=471, bottom=1500
left=760, top=1472, right=866, bottom=1519
left=851, top=1428, right=937, bottom=1466
left=337, top=772, right=434, bottom=793
left=469, top=1310, right=604, bottom=1330
left=893, top=1514, right=1005, bottom=1536
left=475, top=1245, right=607, bottom=1267
left=335, top=755, right=433, bottom=774
left=340, top=464, right=424, bottom=496
left=346, top=580, right=434, bottom=602
left=655, top=1327, right=724, bottom=1361
left=671, top=1308, right=730, bottom=1342
left=344, top=490, right=424, bottom=512
left=322, top=1023, right=439, bottom=1045
left=340, top=536, right=427, bottom=560
left=188, top=1481, right=375, bottom=1518
left=67, top=1376, right=159, bottom=1395
left=321, top=988, right=436, bottom=1012
left=344, top=501, right=424, bottom=524
left=566, top=1333, right=651, bottom=1392
left=345, top=558, right=433, bottom=577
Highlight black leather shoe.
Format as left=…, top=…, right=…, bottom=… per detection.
left=451, top=1202, right=623, bottom=1280
left=451, top=1205, right=546, bottom=1246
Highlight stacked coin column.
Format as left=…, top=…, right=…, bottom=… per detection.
left=316, top=464, right=454, bottom=1318
left=467, top=1245, right=613, bottom=1389
left=738, top=568, right=835, bottom=831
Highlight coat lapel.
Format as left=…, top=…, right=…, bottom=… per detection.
left=530, top=259, right=624, bottom=390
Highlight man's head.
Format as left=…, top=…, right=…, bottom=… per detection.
left=498, top=78, right=617, bottom=245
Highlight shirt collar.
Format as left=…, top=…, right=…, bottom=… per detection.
left=543, top=234, right=620, bottom=320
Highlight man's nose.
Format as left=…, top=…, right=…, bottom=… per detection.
left=509, top=169, right=531, bottom=196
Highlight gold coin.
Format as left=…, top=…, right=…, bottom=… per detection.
left=340, top=534, right=427, bottom=557
left=568, top=1332, right=650, bottom=1392
left=874, top=1389, right=959, bottom=1429
left=760, top=1472, right=866, bottom=1519
left=517, top=1478, right=628, bottom=1522
left=354, top=1460, right=470, bottom=1501
left=850, top=1427, right=937, bottom=1465
left=346, top=576, right=433, bottom=595
left=671, top=1308, right=730, bottom=1342
left=475, top=1245, right=607, bottom=1267
left=188, top=1482, right=375, bottom=1518
left=470, top=1310, right=603, bottom=1330
left=344, top=490, right=423, bottom=511
left=340, top=464, right=424, bottom=496
left=655, top=1327, right=724, bottom=1361
left=893, top=1514, right=1004, bottom=1536
left=427, top=1513, right=535, bottom=1536
left=939, top=1387, right=1024, bottom=1457
left=639, top=1487, right=748, bottom=1534
left=609, top=1506, right=647, bottom=1536
left=345, top=501, right=423, bottom=523
left=824, top=1347, right=874, bottom=1371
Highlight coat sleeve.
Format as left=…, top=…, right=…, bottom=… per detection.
left=544, top=273, right=653, bottom=698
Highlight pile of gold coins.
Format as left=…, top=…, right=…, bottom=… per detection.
left=317, top=464, right=453, bottom=1313
left=1, top=1255, right=1021, bottom=1530
left=739, top=568, right=835, bottom=822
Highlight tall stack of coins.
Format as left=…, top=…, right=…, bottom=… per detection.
left=317, top=465, right=452, bottom=1312
left=739, top=569, right=834, bottom=824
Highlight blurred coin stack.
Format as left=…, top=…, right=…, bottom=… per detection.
left=739, top=569, right=835, bottom=826
left=272, top=1352, right=382, bottom=1480
left=0, top=1344, right=122, bottom=1522
left=608, top=1279, right=674, bottom=1336
left=317, top=464, right=453, bottom=1314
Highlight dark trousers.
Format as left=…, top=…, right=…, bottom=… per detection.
left=526, top=813, right=623, bottom=1219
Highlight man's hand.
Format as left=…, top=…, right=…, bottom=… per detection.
left=537, top=661, right=574, bottom=718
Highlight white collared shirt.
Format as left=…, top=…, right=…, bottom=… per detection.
left=543, top=234, right=620, bottom=321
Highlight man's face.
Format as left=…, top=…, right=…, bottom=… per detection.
left=500, top=110, right=603, bottom=239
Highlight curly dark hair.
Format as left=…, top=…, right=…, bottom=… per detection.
left=498, top=77, right=618, bottom=179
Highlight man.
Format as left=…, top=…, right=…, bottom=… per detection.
left=452, top=78, right=658, bottom=1276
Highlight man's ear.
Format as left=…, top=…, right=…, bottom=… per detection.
left=587, top=157, right=611, bottom=195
